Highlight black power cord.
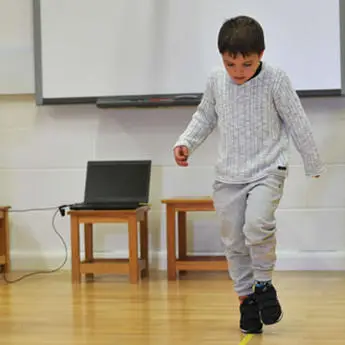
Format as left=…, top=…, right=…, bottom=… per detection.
left=1, top=204, right=71, bottom=283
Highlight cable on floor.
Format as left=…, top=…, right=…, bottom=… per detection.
left=1, top=204, right=71, bottom=284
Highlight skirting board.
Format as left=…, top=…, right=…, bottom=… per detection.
left=8, top=250, right=345, bottom=272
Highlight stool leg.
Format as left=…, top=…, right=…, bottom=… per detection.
left=84, top=223, right=94, bottom=280
left=3, top=210, right=10, bottom=273
left=0, top=219, right=4, bottom=274
left=140, top=211, right=149, bottom=278
left=178, top=211, right=187, bottom=275
left=167, top=205, right=176, bottom=280
left=128, top=216, right=139, bottom=284
left=70, top=216, right=81, bottom=283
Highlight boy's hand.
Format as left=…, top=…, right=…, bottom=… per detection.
left=174, top=145, right=189, bottom=166
left=313, top=175, right=320, bottom=178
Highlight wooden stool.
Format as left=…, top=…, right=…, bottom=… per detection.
left=68, top=206, right=149, bottom=284
left=161, top=197, right=228, bottom=280
left=0, top=206, right=10, bottom=275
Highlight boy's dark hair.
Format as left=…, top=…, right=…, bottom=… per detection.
left=217, top=16, right=265, bottom=57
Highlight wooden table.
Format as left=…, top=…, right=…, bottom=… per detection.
left=161, top=197, right=227, bottom=280
left=0, top=206, right=10, bottom=275
left=68, top=207, right=149, bottom=284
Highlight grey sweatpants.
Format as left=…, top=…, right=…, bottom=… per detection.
left=212, top=171, right=286, bottom=296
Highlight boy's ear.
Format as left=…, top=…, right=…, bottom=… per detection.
left=258, top=50, right=265, bottom=59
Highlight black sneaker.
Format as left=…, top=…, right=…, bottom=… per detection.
left=254, top=282, right=283, bottom=325
left=239, top=294, right=263, bottom=334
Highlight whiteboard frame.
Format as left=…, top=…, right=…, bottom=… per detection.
left=33, top=0, right=345, bottom=107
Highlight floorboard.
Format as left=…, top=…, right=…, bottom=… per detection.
left=0, top=270, right=344, bottom=345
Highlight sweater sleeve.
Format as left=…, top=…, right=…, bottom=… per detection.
left=273, top=70, right=326, bottom=176
left=173, top=73, right=218, bottom=154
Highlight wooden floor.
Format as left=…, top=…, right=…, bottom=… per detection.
left=0, top=270, right=345, bottom=345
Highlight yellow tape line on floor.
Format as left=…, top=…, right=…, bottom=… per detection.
left=239, top=334, right=254, bottom=345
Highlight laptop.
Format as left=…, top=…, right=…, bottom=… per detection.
left=69, top=160, right=151, bottom=210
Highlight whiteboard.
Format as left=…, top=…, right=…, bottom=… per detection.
left=36, top=0, right=342, bottom=101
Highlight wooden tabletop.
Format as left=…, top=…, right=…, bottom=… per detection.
left=0, top=206, right=10, bottom=219
left=161, top=196, right=213, bottom=204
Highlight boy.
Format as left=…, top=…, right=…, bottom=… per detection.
left=173, top=16, right=325, bottom=334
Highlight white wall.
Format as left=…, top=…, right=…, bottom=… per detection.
left=1, top=95, right=345, bottom=271
left=0, top=0, right=34, bottom=94
left=1, top=1, right=345, bottom=272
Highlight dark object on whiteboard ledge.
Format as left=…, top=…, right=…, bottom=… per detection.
left=96, top=93, right=203, bottom=108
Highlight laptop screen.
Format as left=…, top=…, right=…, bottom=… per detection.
left=84, top=160, right=151, bottom=203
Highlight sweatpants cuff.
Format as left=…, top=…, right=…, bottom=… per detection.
left=236, top=287, right=254, bottom=297
left=254, top=271, right=273, bottom=282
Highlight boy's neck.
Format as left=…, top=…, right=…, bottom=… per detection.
left=247, top=61, right=262, bottom=82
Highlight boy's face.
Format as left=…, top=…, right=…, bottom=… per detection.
left=222, top=51, right=264, bottom=85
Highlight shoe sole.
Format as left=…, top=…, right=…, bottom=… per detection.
left=241, top=328, right=263, bottom=334
left=261, top=310, right=283, bottom=325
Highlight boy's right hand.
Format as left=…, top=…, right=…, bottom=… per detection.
left=174, top=145, right=189, bottom=166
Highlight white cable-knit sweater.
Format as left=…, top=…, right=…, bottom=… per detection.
left=174, top=62, right=325, bottom=183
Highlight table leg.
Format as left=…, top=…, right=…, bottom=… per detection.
left=128, top=216, right=139, bottom=284
left=70, top=215, right=81, bottom=283
left=178, top=211, right=187, bottom=275
left=84, top=223, right=94, bottom=280
left=140, top=211, right=149, bottom=278
left=3, top=210, right=10, bottom=273
left=167, top=204, right=176, bottom=280
left=0, top=220, right=4, bottom=274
